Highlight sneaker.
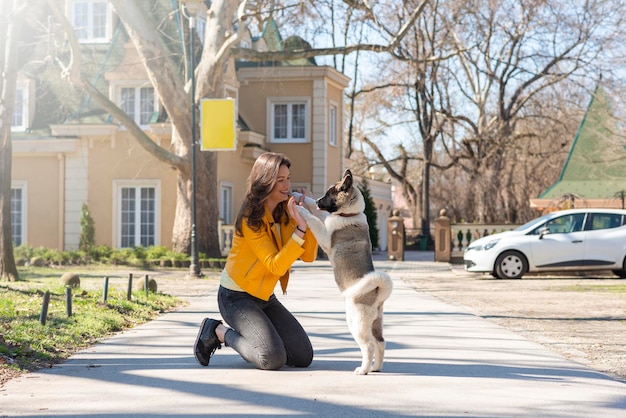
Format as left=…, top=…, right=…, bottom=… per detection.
left=194, top=318, right=222, bottom=366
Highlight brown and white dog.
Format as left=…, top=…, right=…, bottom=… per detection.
left=294, top=169, right=393, bottom=374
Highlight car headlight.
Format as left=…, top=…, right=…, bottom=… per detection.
left=483, top=239, right=499, bottom=250
left=467, top=239, right=500, bottom=251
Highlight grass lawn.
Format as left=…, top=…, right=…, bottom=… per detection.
left=0, top=265, right=183, bottom=381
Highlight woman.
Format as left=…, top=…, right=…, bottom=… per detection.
left=194, top=152, right=318, bottom=370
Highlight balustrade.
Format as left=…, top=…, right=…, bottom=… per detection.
left=218, top=221, right=519, bottom=259
left=218, top=221, right=234, bottom=257
left=450, top=223, right=518, bottom=257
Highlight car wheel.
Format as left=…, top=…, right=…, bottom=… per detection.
left=612, top=257, right=626, bottom=278
left=494, top=251, right=528, bottom=279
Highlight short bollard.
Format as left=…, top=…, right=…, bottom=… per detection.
left=65, top=286, right=72, bottom=317
left=127, top=273, right=133, bottom=301
left=40, top=291, right=51, bottom=325
left=102, top=276, right=109, bottom=302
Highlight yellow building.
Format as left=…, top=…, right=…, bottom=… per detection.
left=10, top=1, right=391, bottom=253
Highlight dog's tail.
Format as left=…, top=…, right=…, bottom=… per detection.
left=342, top=271, right=393, bottom=302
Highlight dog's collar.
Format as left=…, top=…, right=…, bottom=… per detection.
left=338, top=212, right=360, bottom=217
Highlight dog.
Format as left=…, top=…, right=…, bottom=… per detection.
left=294, top=169, right=393, bottom=375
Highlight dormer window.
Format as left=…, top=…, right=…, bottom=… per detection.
left=119, top=85, right=157, bottom=127
left=11, top=81, right=29, bottom=132
left=71, top=0, right=111, bottom=43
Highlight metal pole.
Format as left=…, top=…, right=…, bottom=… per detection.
left=127, top=273, right=133, bottom=301
left=65, top=286, right=72, bottom=317
left=40, top=291, right=50, bottom=325
left=102, top=276, right=109, bottom=302
left=188, top=11, right=200, bottom=278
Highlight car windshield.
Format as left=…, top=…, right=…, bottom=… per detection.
left=515, top=213, right=553, bottom=232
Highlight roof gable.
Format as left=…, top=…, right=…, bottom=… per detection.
left=539, top=84, right=626, bottom=201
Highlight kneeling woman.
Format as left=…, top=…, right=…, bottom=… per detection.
left=194, top=152, right=318, bottom=370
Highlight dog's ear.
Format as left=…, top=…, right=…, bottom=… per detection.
left=339, top=169, right=353, bottom=191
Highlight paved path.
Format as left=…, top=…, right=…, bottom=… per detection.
left=2, top=252, right=626, bottom=417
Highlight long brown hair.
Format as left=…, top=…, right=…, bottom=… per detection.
left=235, top=152, right=291, bottom=235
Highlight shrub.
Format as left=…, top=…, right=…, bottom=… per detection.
left=15, top=245, right=198, bottom=269
left=132, top=246, right=147, bottom=260
left=145, top=246, right=169, bottom=261
left=358, top=179, right=380, bottom=250
left=47, top=248, right=70, bottom=265
left=14, top=244, right=35, bottom=261
left=66, top=250, right=86, bottom=265
left=79, top=203, right=95, bottom=253
left=90, top=245, right=113, bottom=262
left=108, top=248, right=134, bottom=265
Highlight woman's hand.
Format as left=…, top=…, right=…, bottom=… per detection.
left=288, top=194, right=308, bottom=237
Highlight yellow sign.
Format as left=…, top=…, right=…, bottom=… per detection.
left=200, top=98, right=236, bottom=151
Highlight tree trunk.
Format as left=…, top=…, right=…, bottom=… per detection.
left=0, top=0, right=21, bottom=281
left=171, top=149, right=219, bottom=257
left=472, top=150, right=505, bottom=224
left=107, top=1, right=224, bottom=257
left=402, top=180, right=421, bottom=230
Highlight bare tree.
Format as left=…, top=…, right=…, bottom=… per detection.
left=392, top=0, right=451, bottom=237
left=441, top=0, right=625, bottom=223
left=346, top=0, right=457, bottom=232
left=351, top=0, right=625, bottom=226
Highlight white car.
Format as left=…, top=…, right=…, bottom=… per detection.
left=464, top=208, right=626, bottom=279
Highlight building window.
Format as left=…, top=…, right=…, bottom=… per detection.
left=329, top=104, right=337, bottom=147
left=117, top=184, right=158, bottom=248
left=72, top=0, right=110, bottom=43
left=269, top=98, right=309, bottom=143
left=119, top=86, right=156, bottom=127
left=11, top=82, right=28, bottom=132
left=220, top=183, right=233, bottom=224
left=11, top=183, right=26, bottom=246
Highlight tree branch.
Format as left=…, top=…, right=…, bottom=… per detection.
left=46, top=0, right=185, bottom=169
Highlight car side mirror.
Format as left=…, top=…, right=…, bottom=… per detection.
left=539, top=227, right=550, bottom=239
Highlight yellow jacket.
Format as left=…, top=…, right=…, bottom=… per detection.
left=225, top=204, right=318, bottom=301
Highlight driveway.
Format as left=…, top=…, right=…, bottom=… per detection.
left=2, top=252, right=625, bottom=417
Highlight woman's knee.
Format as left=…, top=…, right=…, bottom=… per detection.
left=289, top=347, right=313, bottom=368
left=256, top=350, right=287, bottom=370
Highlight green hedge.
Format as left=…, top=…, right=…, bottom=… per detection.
left=13, top=244, right=225, bottom=269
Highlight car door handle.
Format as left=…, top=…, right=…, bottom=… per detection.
left=572, top=240, right=583, bottom=243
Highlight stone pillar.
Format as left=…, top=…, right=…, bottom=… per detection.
left=387, top=210, right=405, bottom=261
left=434, top=209, right=451, bottom=262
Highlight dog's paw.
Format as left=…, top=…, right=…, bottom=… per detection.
left=354, top=366, right=369, bottom=375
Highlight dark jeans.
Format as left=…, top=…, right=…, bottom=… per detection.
left=217, top=286, right=313, bottom=370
